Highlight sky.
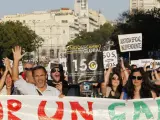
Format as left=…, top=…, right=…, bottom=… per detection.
left=0, top=0, right=129, bottom=21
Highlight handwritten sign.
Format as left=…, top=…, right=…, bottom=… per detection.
left=118, top=33, right=142, bottom=52
left=103, top=50, right=117, bottom=68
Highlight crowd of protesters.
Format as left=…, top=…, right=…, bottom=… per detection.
left=0, top=46, right=160, bottom=100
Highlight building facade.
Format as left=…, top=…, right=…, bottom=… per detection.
left=130, top=0, right=160, bottom=12
left=1, top=0, right=106, bottom=60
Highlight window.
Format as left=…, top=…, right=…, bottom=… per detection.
left=62, top=20, right=68, bottom=23
left=74, top=19, right=78, bottom=22
left=50, top=49, right=54, bottom=58
left=23, top=20, right=26, bottom=24
left=57, top=49, right=59, bottom=58
left=83, top=24, right=87, bottom=27
left=41, top=49, right=47, bottom=56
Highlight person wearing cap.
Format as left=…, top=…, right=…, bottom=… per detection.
left=48, top=63, right=68, bottom=95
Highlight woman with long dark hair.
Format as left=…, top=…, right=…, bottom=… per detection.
left=101, top=67, right=123, bottom=99
left=48, top=63, right=68, bottom=95
left=120, top=68, right=157, bottom=99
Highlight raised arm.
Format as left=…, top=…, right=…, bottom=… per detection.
left=0, top=66, right=8, bottom=91
left=12, top=46, right=23, bottom=81
left=152, top=61, right=160, bottom=81
left=120, top=58, right=129, bottom=86
left=101, top=67, right=112, bottom=96
left=143, top=63, right=148, bottom=72
left=3, top=57, right=12, bottom=75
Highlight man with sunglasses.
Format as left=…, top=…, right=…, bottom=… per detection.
left=20, top=62, right=34, bottom=80
left=12, top=46, right=61, bottom=96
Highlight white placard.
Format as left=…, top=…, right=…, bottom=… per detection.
left=131, top=60, right=140, bottom=67
left=118, top=33, right=142, bottom=52
left=150, top=60, right=160, bottom=69
left=103, top=50, right=117, bottom=68
left=139, top=59, right=153, bottom=67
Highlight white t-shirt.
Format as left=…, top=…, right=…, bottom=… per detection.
left=0, top=85, right=7, bottom=95
left=14, top=79, right=60, bottom=96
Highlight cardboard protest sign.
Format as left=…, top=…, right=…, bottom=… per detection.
left=103, top=50, right=117, bottom=68
left=66, top=44, right=104, bottom=84
left=118, top=33, right=142, bottom=52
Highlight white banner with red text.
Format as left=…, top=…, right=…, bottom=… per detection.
left=0, top=96, right=160, bottom=120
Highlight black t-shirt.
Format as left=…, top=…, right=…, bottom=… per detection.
left=47, top=80, right=69, bottom=96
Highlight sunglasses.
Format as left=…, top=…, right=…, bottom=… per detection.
left=131, top=76, right=142, bottom=80
left=112, top=77, right=119, bottom=80
left=51, top=68, right=60, bottom=73
left=24, top=68, right=33, bottom=71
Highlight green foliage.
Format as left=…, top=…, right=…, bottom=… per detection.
left=67, top=23, right=114, bottom=46
left=111, top=8, right=160, bottom=59
left=0, top=21, right=44, bottom=59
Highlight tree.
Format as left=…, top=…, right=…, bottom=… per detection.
left=67, top=23, right=114, bottom=46
left=0, top=21, right=44, bottom=59
left=111, top=8, right=160, bottom=59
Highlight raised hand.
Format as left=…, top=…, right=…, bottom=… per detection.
left=152, top=60, right=156, bottom=69
left=120, top=57, right=125, bottom=69
left=55, top=82, right=62, bottom=93
left=3, top=57, right=11, bottom=69
left=12, top=46, right=24, bottom=61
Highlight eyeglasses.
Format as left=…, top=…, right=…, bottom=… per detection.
left=131, top=76, right=142, bottom=80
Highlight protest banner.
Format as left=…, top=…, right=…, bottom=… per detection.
left=66, top=44, right=104, bottom=84
left=138, top=59, right=153, bottom=67
left=103, top=50, right=118, bottom=68
left=150, top=60, right=160, bottom=69
left=131, top=60, right=140, bottom=67
left=0, top=96, right=160, bottom=120
left=118, top=33, right=142, bottom=52
left=131, top=59, right=160, bottom=69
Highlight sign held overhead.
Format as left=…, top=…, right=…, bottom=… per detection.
left=118, top=33, right=142, bottom=52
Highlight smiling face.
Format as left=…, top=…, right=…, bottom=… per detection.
left=33, top=69, right=47, bottom=88
left=5, top=74, right=12, bottom=88
left=51, top=68, right=61, bottom=82
left=132, top=71, right=143, bottom=87
left=111, top=74, right=120, bottom=87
